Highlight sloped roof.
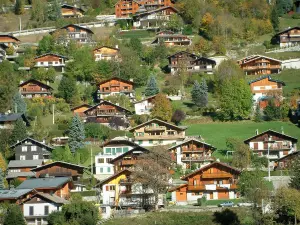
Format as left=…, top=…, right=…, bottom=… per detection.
left=93, top=46, right=120, bottom=52
left=6, top=171, right=35, bottom=179
left=10, top=137, right=54, bottom=150
left=8, top=160, right=43, bottom=168
left=110, top=146, right=149, bottom=163
left=0, top=113, right=28, bottom=123
left=129, top=118, right=187, bottom=132
left=244, top=129, right=298, bottom=144
left=71, top=104, right=93, bottom=111
left=31, top=161, right=87, bottom=172
left=274, top=26, right=300, bottom=36
left=248, top=75, right=285, bottom=86
left=168, top=184, right=187, bottom=192
left=181, top=162, right=241, bottom=180
left=134, top=94, right=157, bottom=104
left=156, top=30, right=175, bottom=35
left=34, top=53, right=69, bottom=60
left=22, top=192, right=69, bottom=204
left=167, top=51, right=198, bottom=59
left=83, top=100, right=132, bottom=114
left=16, top=177, right=72, bottom=189
left=238, top=55, right=281, bottom=64
left=50, top=24, right=94, bottom=34
left=97, top=77, right=134, bottom=86
left=18, top=79, right=53, bottom=90
left=276, top=151, right=300, bottom=163
left=134, top=6, right=178, bottom=17
left=0, top=188, right=34, bottom=199
left=0, top=34, right=20, bottom=42
left=194, top=57, right=216, bottom=65
left=100, top=136, right=138, bottom=148
left=61, top=4, right=85, bottom=13
left=95, top=169, right=131, bottom=187
left=168, top=138, right=216, bottom=151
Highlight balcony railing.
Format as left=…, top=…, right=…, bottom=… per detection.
left=187, top=183, right=237, bottom=191
left=182, top=147, right=206, bottom=152
left=202, top=173, right=232, bottom=179
left=144, top=126, right=166, bottom=131
left=243, top=65, right=281, bottom=70
left=251, top=145, right=291, bottom=151
left=119, top=178, right=132, bottom=185
left=134, top=134, right=185, bottom=140
left=121, top=160, right=136, bottom=166
left=181, top=156, right=214, bottom=162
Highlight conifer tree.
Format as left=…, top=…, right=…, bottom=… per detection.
left=4, top=204, right=26, bottom=225
left=144, top=76, right=159, bottom=97
left=9, top=119, right=27, bottom=145
left=151, top=93, right=172, bottom=122
left=12, top=92, right=27, bottom=114
left=0, top=168, right=5, bottom=190
left=271, top=7, right=279, bottom=32
left=191, top=79, right=208, bottom=108
left=14, top=0, right=24, bottom=15
left=68, top=115, right=85, bottom=153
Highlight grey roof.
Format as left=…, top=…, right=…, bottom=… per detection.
left=8, top=160, right=43, bottom=168
left=24, top=192, right=69, bottom=204
left=0, top=189, right=34, bottom=199
left=6, top=171, right=35, bottom=179
left=10, top=137, right=54, bottom=150
left=31, top=161, right=87, bottom=171
left=16, top=177, right=72, bottom=189
left=0, top=113, right=24, bottom=122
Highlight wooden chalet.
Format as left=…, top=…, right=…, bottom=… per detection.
left=272, top=26, right=300, bottom=48
left=97, top=77, right=135, bottom=100
left=93, top=46, right=120, bottom=61
left=133, top=6, right=178, bottom=28
left=129, top=118, right=187, bottom=146
left=169, top=162, right=240, bottom=203
left=19, top=79, right=53, bottom=98
left=71, top=104, right=92, bottom=117
left=31, top=161, right=87, bottom=181
left=244, top=130, right=298, bottom=166
left=83, top=100, right=132, bottom=126
left=16, top=177, right=74, bottom=199
left=168, top=51, right=216, bottom=74
left=237, top=55, right=281, bottom=75
left=110, top=146, right=149, bottom=173
left=49, top=24, right=94, bottom=44
left=168, top=138, right=216, bottom=169
left=275, top=151, right=300, bottom=170
left=0, top=189, right=36, bottom=204
left=152, top=33, right=191, bottom=46
left=61, top=4, right=84, bottom=18
left=115, top=0, right=173, bottom=18
left=0, top=34, right=20, bottom=60
left=0, top=113, right=30, bottom=129
left=34, top=53, right=68, bottom=73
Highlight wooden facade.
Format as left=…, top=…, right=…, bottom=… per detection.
left=19, top=79, right=53, bottom=98
left=273, top=27, right=300, bottom=48
left=61, top=4, right=84, bottom=18
left=275, top=151, right=300, bottom=170
left=238, top=55, right=281, bottom=75
left=97, top=77, right=134, bottom=99
left=115, top=0, right=173, bottom=18
left=129, top=119, right=186, bottom=147
left=93, top=46, right=119, bottom=61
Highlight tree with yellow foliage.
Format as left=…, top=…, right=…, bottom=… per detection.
left=151, top=93, right=173, bottom=122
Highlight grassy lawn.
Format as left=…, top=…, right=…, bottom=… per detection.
left=279, top=17, right=300, bottom=30
left=205, top=199, right=242, bottom=206
left=116, top=30, right=156, bottom=39
left=185, top=121, right=300, bottom=150
left=265, top=51, right=300, bottom=60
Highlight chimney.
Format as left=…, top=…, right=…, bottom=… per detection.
left=42, top=139, right=45, bottom=144
left=255, top=129, right=259, bottom=135
left=115, top=45, right=119, bottom=49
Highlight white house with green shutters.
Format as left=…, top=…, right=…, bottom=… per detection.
left=95, top=137, right=139, bottom=180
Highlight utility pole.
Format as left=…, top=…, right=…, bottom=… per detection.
left=19, top=17, right=21, bottom=35
left=91, top=144, right=93, bottom=177
left=52, top=104, right=55, bottom=124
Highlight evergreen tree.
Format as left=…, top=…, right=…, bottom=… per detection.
left=14, top=0, right=24, bottom=15
left=0, top=168, right=4, bottom=190
left=253, top=105, right=263, bottom=122
left=48, top=0, right=61, bottom=21
left=191, top=79, right=208, bottom=108
left=9, top=119, right=27, bottom=145
left=290, top=157, right=300, bottom=190
left=57, top=75, right=78, bottom=104
left=151, top=93, right=172, bottom=122
left=4, top=204, right=26, bottom=225
left=271, top=7, right=279, bottom=32
left=68, top=115, right=85, bottom=153
left=264, top=99, right=282, bottom=121
left=12, top=92, right=27, bottom=114
left=144, top=76, right=159, bottom=97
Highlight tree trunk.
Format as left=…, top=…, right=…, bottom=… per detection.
left=154, top=192, right=159, bottom=211
left=295, top=214, right=297, bottom=225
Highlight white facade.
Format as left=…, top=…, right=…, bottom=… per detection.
left=134, top=99, right=153, bottom=115
left=34, top=56, right=66, bottom=73
left=134, top=138, right=181, bottom=147
left=282, top=58, right=300, bottom=69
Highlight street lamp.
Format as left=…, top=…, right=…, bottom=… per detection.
left=265, top=136, right=275, bottom=182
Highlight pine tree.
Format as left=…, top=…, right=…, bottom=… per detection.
left=9, top=119, right=27, bottom=145
left=0, top=168, right=5, bottom=190
left=191, top=79, right=208, bottom=108
left=68, top=115, right=85, bottom=153
left=4, top=204, right=26, bottom=225
left=144, top=76, right=159, bottom=97
left=151, top=93, right=172, bottom=122
left=48, top=0, right=61, bottom=21
left=14, top=0, right=24, bottom=15
left=253, top=105, right=263, bottom=122
left=271, top=7, right=279, bottom=32
left=12, top=92, right=27, bottom=114
left=62, top=144, right=74, bottom=163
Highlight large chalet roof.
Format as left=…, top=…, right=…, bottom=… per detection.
left=34, top=53, right=69, bottom=60
left=97, top=77, right=134, bottom=86
left=110, top=146, right=149, bottom=163
left=100, top=136, right=139, bottom=148
left=31, top=161, right=87, bottom=172
left=16, top=177, right=72, bottom=189
left=8, top=160, right=43, bottom=168
left=244, top=129, right=298, bottom=144
left=167, top=51, right=198, bottom=59
left=274, top=26, right=300, bottom=36
left=0, top=34, right=20, bottom=43
left=168, top=138, right=216, bottom=151
left=181, top=162, right=241, bottom=181
left=276, top=151, right=300, bottom=163
left=0, top=113, right=30, bottom=125
left=194, top=57, right=216, bottom=65
left=93, top=45, right=120, bottom=52
left=71, top=103, right=93, bottom=111
left=61, top=4, right=85, bottom=13
left=134, top=6, right=178, bottom=17
left=50, top=24, right=94, bottom=34
left=129, top=118, right=187, bottom=132
left=83, top=100, right=132, bottom=114
left=95, top=169, right=131, bottom=188
left=18, top=79, right=53, bottom=90
left=22, top=192, right=69, bottom=204
left=0, top=189, right=34, bottom=200
left=248, top=75, right=285, bottom=86
left=238, top=55, right=281, bottom=64
left=6, top=171, right=35, bottom=179
left=10, top=137, right=54, bottom=150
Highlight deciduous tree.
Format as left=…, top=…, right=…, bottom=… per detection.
left=171, top=109, right=186, bottom=125
left=109, top=116, right=127, bottom=130
left=226, top=138, right=250, bottom=170
left=151, top=93, right=172, bottom=122
left=3, top=204, right=26, bottom=225
left=57, top=75, right=79, bottom=104
left=9, top=119, right=27, bottom=145
left=68, top=115, right=85, bottom=153
left=144, top=76, right=159, bottom=97
left=0, top=168, right=4, bottom=190
left=0, top=153, right=7, bottom=174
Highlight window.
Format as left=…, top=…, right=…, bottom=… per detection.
left=149, top=140, right=153, bottom=144
left=31, top=146, right=37, bottom=151
left=106, top=158, right=112, bottom=163
left=116, top=148, right=122, bottom=153
left=44, top=206, right=49, bottom=215
left=20, top=155, right=26, bottom=160
left=138, top=140, right=143, bottom=145
left=22, top=146, right=27, bottom=152
left=109, top=185, right=115, bottom=191
left=29, top=206, right=34, bottom=216
left=33, top=155, right=39, bottom=160
left=100, top=168, right=103, bottom=173
left=98, top=158, right=104, bottom=163
left=106, top=148, right=111, bottom=154
left=123, top=147, right=129, bottom=152
left=107, top=167, right=111, bottom=173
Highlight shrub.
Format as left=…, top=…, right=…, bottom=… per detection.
left=197, top=196, right=207, bottom=206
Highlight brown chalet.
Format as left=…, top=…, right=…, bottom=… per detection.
left=61, top=4, right=84, bottom=18
left=19, top=79, right=53, bottom=98
left=97, top=77, right=134, bottom=100
left=169, top=162, right=240, bottom=203
left=34, top=53, right=68, bottom=73
left=93, top=46, right=120, bottom=61
left=273, top=26, right=300, bottom=48
left=31, top=161, right=87, bottom=182
left=115, top=0, right=173, bottom=18
left=275, top=151, right=300, bottom=170
left=71, top=104, right=92, bottom=117
left=152, top=33, right=192, bottom=46
left=110, top=146, right=149, bottom=173
left=83, top=100, right=131, bottom=126
left=237, top=55, right=281, bottom=75
left=50, top=24, right=94, bottom=44
left=168, top=138, right=216, bottom=169
left=244, top=129, right=298, bottom=167
left=0, top=34, right=20, bottom=60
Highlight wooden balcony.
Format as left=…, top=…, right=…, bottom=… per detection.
left=182, top=156, right=214, bottom=162
left=119, top=178, right=132, bottom=185
left=187, top=184, right=238, bottom=191
left=121, top=160, right=136, bottom=166
left=144, top=126, right=166, bottom=132
left=182, top=147, right=206, bottom=152
left=188, top=185, right=205, bottom=191
left=243, top=65, right=281, bottom=71
left=134, top=134, right=185, bottom=140
left=202, top=173, right=232, bottom=179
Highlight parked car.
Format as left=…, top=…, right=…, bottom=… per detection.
left=237, top=202, right=254, bottom=207
left=218, top=201, right=234, bottom=207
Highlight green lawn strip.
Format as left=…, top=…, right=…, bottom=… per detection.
left=279, top=17, right=300, bottom=30
left=116, top=30, right=156, bottom=39
left=265, top=52, right=300, bottom=60
left=205, top=199, right=242, bottom=206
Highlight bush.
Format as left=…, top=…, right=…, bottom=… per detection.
left=197, top=196, right=207, bottom=206
left=71, top=190, right=96, bottom=197
left=84, top=123, right=111, bottom=141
